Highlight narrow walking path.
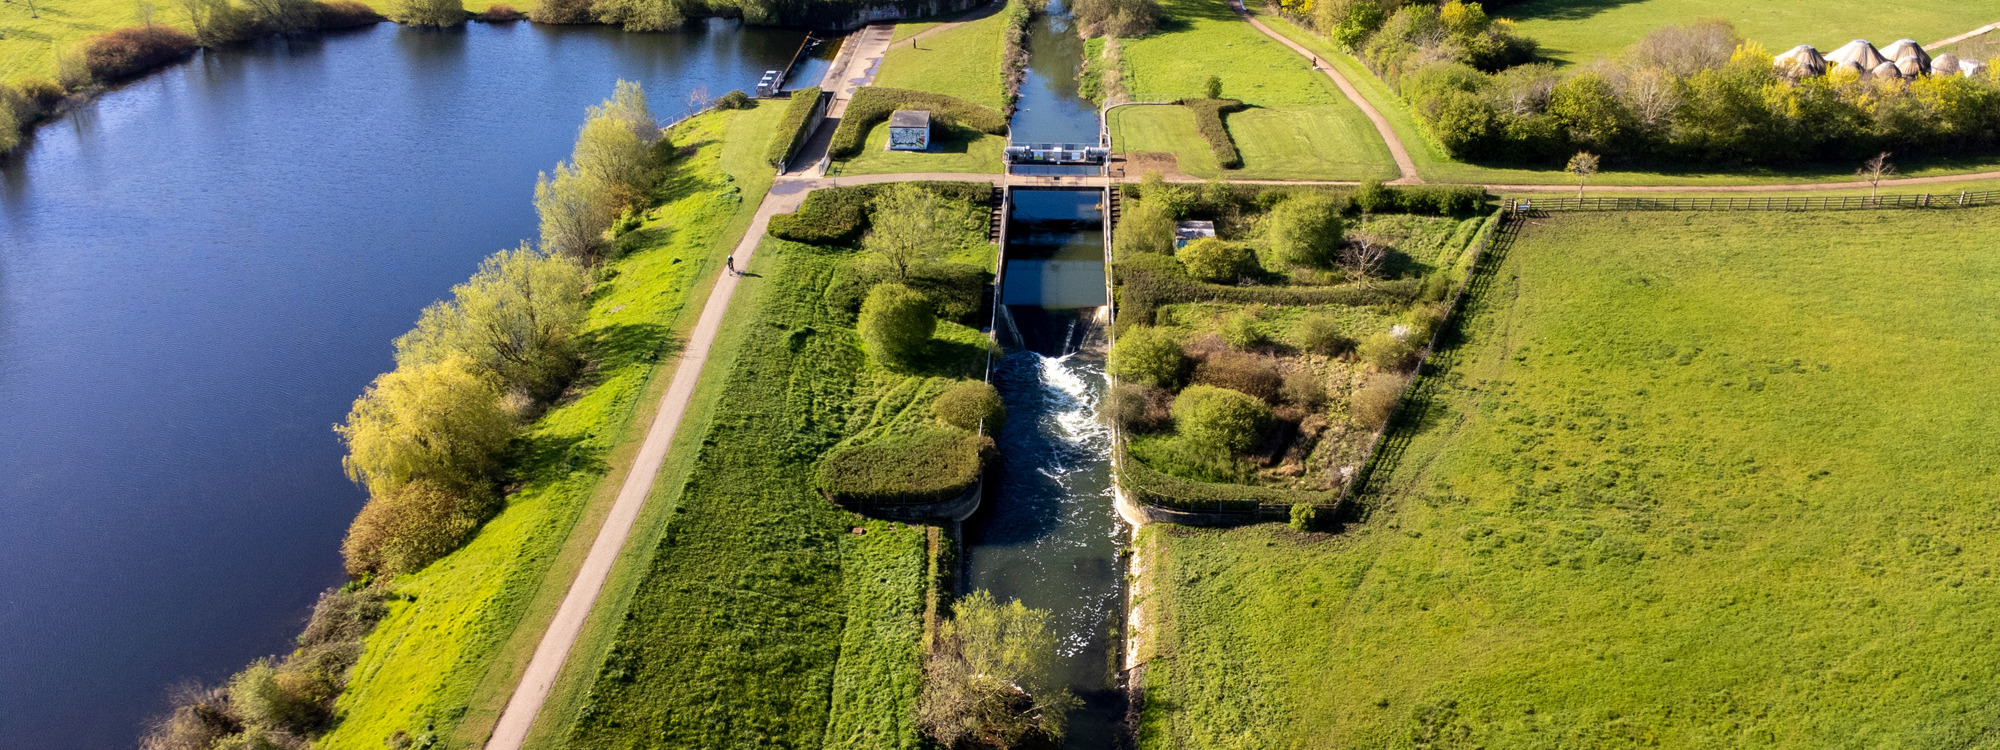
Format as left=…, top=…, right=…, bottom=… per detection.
left=1931, top=22, right=2000, bottom=49
left=1227, top=0, right=1422, bottom=184
left=480, top=185, right=810, bottom=750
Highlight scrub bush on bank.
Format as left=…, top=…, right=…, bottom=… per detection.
left=818, top=425, right=991, bottom=506
left=766, top=181, right=992, bottom=244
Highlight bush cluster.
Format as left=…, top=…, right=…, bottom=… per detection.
left=1073, top=0, right=1159, bottom=38
left=859, top=283, right=937, bottom=371
left=933, top=380, right=1006, bottom=432
left=1116, top=252, right=1418, bottom=328
left=828, top=87, right=1009, bottom=159
left=1352, top=180, right=1489, bottom=214
left=80, top=26, right=199, bottom=83
left=1266, top=192, right=1346, bottom=268
left=535, top=81, right=663, bottom=261
left=830, top=260, right=991, bottom=325
left=765, top=87, right=823, bottom=168
left=140, top=586, right=391, bottom=750
left=1117, top=442, right=1333, bottom=513
left=767, top=181, right=992, bottom=245
left=818, top=426, right=991, bottom=507
left=0, top=77, right=66, bottom=154
left=1108, top=326, right=1189, bottom=388
left=1193, top=350, right=1282, bottom=402
left=1186, top=98, right=1247, bottom=169
left=1350, top=372, right=1408, bottom=429
left=1175, top=236, right=1259, bottom=284
left=1170, top=384, right=1273, bottom=453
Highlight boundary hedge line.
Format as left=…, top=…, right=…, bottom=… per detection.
left=765, top=87, right=822, bottom=168
left=828, top=87, right=1009, bottom=159
left=1186, top=98, right=1246, bottom=169
left=1114, top=253, right=1419, bottom=327
left=818, top=426, right=991, bottom=507
left=1117, top=442, right=1333, bottom=513
left=767, top=181, right=993, bottom=245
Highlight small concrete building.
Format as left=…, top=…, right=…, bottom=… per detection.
left=1174, top=220, right=1216, bottom=248
left=887, top=110, right=931, bottom=151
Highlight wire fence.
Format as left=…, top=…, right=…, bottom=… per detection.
left=1510, top=190, right=2000, bottom=214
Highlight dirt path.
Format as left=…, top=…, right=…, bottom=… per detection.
left=1226, top=0, right=1423, bottom=184
left=480, top=183, right=810, bottom=750
left=1931, top=22, right=2000, bottom=49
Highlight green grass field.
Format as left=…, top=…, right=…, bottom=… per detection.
left=1110, top=0, right=1394, bottom=180
left=1136, top=206, right=2000, bottom=748
left=1501, top=0, right=2000, bottom=67
left=836, top=120, right=1006, bottom=175
left=1251, top=10, right=2000, bottom=186
left=317, top=102, right=779, bottom=750
left=872, top=0, right=1014, bottom=110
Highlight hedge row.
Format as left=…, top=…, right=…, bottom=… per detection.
left=767, top=181, right=993, bottom=245
left=1116, top=442, right=1333, bottom=514
left=1353, top=180, right=1490, bottom=215
left=765, top=87, right=822, bottom=168
left=828, top=87, right=1009, bottom=159
left=1186, top=98, right=1246, bottom=169
left=818, top=426, right=991, bottom=507
left=1114, top=253, right=1420, bottom=326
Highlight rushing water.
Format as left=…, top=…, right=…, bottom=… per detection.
left=0, top=21, right=818, bottom=750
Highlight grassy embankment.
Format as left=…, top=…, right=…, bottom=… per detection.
left=839, top=2, right=1016, bottom=176
left=1249, top=9, right=2000, bottom=187
left=317, top=101, right=782, bottom=750
left=525, top=189, right=996, bottom=749
left=1501, top=0, right=2000, bottom=67
left=1136, top=207, right=2000, bottom=748
left=1107, top=0, right=1395, bottom=181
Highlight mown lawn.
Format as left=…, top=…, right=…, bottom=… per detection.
left=544, top=196, right=995, bottom=749
left=1109, top=0, right=1393, bottom=180
left=318, top=102, right=779, bottom=750
left=837, top=120, right=1006, bottom=175
left=1251, top=10, right=2000, bottom=186
left=1136, top=207, right=2000, bottom=748
left=872, top=0, right=1015, bottom=110
left=1501, top=0, right=2000, bottom=67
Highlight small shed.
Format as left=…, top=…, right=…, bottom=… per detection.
left=887, top=110, right=931, bottom=151
left=1174, top=220, right=1216, bottom=248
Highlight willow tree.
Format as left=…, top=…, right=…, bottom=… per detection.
left=336, top=355, right=514, bottom=499
left=863, top=184, right=955, bottom=281
left=918, top=591, right=1077, bottom=749
left=395, top=242, right=590, bottom=401
left=390, top=0, right=465, bottom=26
left=536, top=162, right=615, bottom=260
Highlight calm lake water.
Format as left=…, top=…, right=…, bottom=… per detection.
left=0, top=20, right=816, bottom=750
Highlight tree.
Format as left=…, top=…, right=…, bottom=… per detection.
left=1548, top=72, right=1628, bottom=150
left=1267, top=192, right=1346, bottom=268
left=864, top=184, right=956, bottom=281
left=591, top=0, right=684, bottom=31
left=574, top=110, right=654, bottom=210
left=536, top=162, right=615, bottom=260
left=1114, top=198, right=1174, bottom=256
left=389, top=0, right=466, bottom=25
left=1107, top=326, right=1187, bottom=388
left=1566, top=150, right=1599, bottom=198
left=336, top=355, right=515, bottom=499
left=918, top=591, right=1077, bottom=749
left=1175, top=236, right=1257, bottom=284
left=1203, top=74, right=1222, bottom=99
left=242, top=0, right=320, bottom=34
left=341, top=478, right=488, bottom=576
left=395, top=242, right=590, bottom=400
left=859, top=283, right=936, bottom=371
left=1170, top=384, right=1271, bottom=453
left=934, top=380, right=1006, bottom=432
left=1338, top=231, right=1390, bottom=283
left=136, top=0, right=159, bottom=27
left=1858, top=151, right=1895, bottom=199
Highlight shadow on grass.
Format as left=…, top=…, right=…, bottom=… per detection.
left=1493, top=0, right=1651, bottom=24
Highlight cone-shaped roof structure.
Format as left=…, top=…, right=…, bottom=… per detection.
left=1880, top=39, right=1930, bottom=71
left=1870, top=61, right=1904, bottom=79
left=1828, top=39, right=1888, bottom=71
left=1934, top=53, right=1961, bottom=74
left=1774, top=45, right=1828, bottom=76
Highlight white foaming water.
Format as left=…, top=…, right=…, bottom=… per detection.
left=1037, top=353, right=1110, bottom=447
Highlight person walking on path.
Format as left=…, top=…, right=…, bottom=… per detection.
left=726, top=255, right=737, bottom=276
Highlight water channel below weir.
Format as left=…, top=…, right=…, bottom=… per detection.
left=963, top=3, right=1128, bottom=744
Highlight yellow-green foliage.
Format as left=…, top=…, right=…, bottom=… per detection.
left=336, top=355, right=514, bottom=498
left=318, top=103, right=782, bottom=750
left=1138, top=208, right=2000, bottom=748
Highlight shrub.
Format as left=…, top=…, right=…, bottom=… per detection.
left=1176, top=237, right=1257, bottom=284
left=298, top=586, right=390, bottom=648
left=767, top=181, right=991, bottom=245
left=1117, top=442, right=1332, bottom=512
left=1170, top=384, right=1272, bottom=454
left=1291, top=313, right=1353, bottom=355
left=395, top=243, right=589, bottom=401
left=829, top=260, right=989, bottom=325
left=1115, top=198, right=1175, bottom=257
left=1267, top=192, right=1346, bottom=268
left=934, top=380, right=1005, bottom=432
left=140, top=685, right=241, bottom=750
left=1352, top=179, right=1394, bottom=213
left=12, top=76, right=65, bottom=112
left=336, top=355, right=515, bottom=498
left=1105, top=383, right=1171, bottom=432
left=229, top=658, right=330, bottom=734
left=713, top=89, right=751, bottom=110
left=1185, top=98, right=1246, bottom=169
left=1219, top=311, right=1263, bottom=349
left=340, top=479, right=492, bottom=577
left=859, top=283, right=936, bottom=371
left=1203, top=75, right=1223, bottom=99
left=528, top=0, right=595, bottom=23
left=1403, top=303, right=1446, bottom=344
left=1072, top=0, right=1160, bottom=38
left=476, top=2, right=524, bottom=19
left=818, top=426, right=990, bottom=506
left=1289, top=502, right=1320, bottom=531
left=1280, top=367, right=1324, bottom=407
left=1115, top=253, right=1418, bottom=329
left=1194, top=350, right=1281, bottom=402
left=318, top=0, right=383, bottom=26
left=766, top=87, right=822, bottom=167
left=1420, top=271, right=1451, bottom=303
left=1139, top=171, right=1195, bottom=218
left=1108, top=326, right=1187, bottom=388
left=1358, top=331, right=1416, bottom=371
left=389, top=0, right=467, bottom=26
left=1349, top=180, right=1488, bottom=215
left=829, top=87, right=1008, bottom=159
left=1350, top=372, right=1406, bottom=428
left=81, top=26, right=197, bottom=84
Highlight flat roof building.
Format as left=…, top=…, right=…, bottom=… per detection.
left=888, top=110, right=931, bottom=152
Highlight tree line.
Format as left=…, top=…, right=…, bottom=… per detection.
left=1284, top=1, right=2000, bottom=167
left=139, top=82, right=664, bottom=750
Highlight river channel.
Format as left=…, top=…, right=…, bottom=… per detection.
left=0, top=21, right=821, bottom=750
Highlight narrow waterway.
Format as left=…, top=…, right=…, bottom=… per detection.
left=964, top=5, right=1125, bottom=741
left=0, top=21, right=821, bottom=750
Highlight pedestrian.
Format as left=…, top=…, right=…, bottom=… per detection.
left=726, top=255, right=737, bottom=276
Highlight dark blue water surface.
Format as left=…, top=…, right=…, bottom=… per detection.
left=0, top=20, right=813, bottom=750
